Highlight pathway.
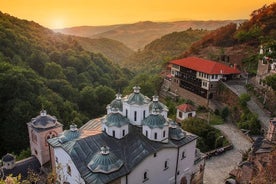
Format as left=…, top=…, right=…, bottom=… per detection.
left=204, top=123, right=252, bottom=184
left=223, top=80, right=270, bottom=128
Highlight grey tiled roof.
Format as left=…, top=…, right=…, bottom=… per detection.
left=87, top=146, right=124, bottom=174
left=109, top=99, right=123, bottom=112
left=103, top=112, right=129, bottom=127
left=0, top=156, right=41, bottom=180
left=59, top=125, right=81, bottom=144
left=31, top=111, right=57, bottom=129
left=2, top=153, right=15, bottom=162
left=142, top=113, right=168, bottom=129
left=48, top=123, right=197, bottom=184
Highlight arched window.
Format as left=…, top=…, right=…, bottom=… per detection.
left=112, top=130, right=115, bottom=137
left=143, top=110, right=146, bottom=119
left=163, top=130, right=166, bottom=137
left=154, top=132, right=157, bottom=139
left=67, top=164, right=71, bottom=176
left=143, top=171, right=149, bottom=181
left=181, top=151, right=186, bottom=159
left=122, top=129, right=125, bottom=136
left=145, top=130, right=148, bottom=137
left=164, top=160, right=169, bottom=170
left=134, top=111, right=137, bottom=121
left=45, top=131, right=57, bottom=146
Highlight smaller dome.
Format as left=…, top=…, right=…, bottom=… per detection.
left=149, top=95, right=168, bottom=112
left=108, top=93, right=123, bottom=111
left=103, top=112, right=129, bottom=127
left=2, top=153, right=15, bottom=162
left=87, top=146, right=124, bottom=174
left=169, top=121, right=186, bottom=140
left=59, top=124, right=80, bottom=143
left=142, top=112, right=168, bottom=129
left=126, top=86, right=150, bottom=105
left=31, top=110, right=57, bottom=129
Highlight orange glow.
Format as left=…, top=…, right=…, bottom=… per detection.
left=0, top=0, right=274, bottom=29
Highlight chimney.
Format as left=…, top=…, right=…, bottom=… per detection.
left=233, top=63, right=237, bottom=70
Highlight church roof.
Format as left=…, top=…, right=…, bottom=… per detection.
left=87, top=146, right=124, bottom=174
left=0, top=156, right=41, bottom=180
left=142, top=113, right=168, bottom=129
left=126, top=86, right=150, bottom=105
left=108, top=94, right=123, bottom=111
left=169, top=121, right=186, bottom=140
left=59, top=124, right=81, bottom=143
left=170, top=57, right=240, bottom=75
left=48, top=121, right=197, bottom=184
left=103, top=112, right=129, bottom=127
left=30, top=110, right=59, bottom=129
left=2, top=153, right=15, bottom=162
left=149, top=96, right=168, bottom=112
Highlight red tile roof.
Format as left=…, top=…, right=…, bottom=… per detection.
left=177, top=103, right=195, bottom=112
left=170, top=57, right=240, bottom=75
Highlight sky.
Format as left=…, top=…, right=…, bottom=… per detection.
left=0, top=0, right=274, bottom=29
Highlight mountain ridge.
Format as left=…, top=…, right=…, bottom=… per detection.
left=56, top=20, right=245, bottom=50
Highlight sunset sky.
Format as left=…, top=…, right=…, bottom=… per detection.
left=0, top=0, right=274, bottom=29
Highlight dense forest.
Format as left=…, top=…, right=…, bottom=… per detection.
left=122, top=29, right=208, bottom=73
left=0, top=11, right=132, bottom=156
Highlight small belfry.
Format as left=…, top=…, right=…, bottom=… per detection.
left=27, top=110, right=63, bottom=165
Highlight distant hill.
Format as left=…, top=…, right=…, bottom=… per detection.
left=122, top=29, right=208, bottom=72
left=74, top=37, right=134, bottom=64
left=0, top=11, right=132, bottom=156
left=56, top=20, right=245, bottom=50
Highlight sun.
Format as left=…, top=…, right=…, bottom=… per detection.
left=50, top=18, right=66, bottom=29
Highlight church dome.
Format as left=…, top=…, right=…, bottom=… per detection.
left=87, top=146, right=124, bottom=174
left=142, top=111, right=168, bottom=129
left=103, top=111, right=129, bottom=127
left=169, top=121, right=186, bottom=140
left=126, top=86, right=150, bottom=105
left=31, top=110, right=57, bottom=129
left=109, top=93, right=123, bottom=111
left=149, top=96, right=168, bottom=112
left=59, top=124, right=81, bottom=143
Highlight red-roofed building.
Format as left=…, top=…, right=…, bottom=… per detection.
left=176, top=103, right=196, bottom=122
left=167, top=57, right=240, bottom=106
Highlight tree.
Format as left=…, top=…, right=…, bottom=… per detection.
left=264, top=74, right=276, bottom=91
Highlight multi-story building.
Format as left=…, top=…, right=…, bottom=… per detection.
left=48, top=86, right=205, bottom=184
left=168, top=57, right=240, bottom=106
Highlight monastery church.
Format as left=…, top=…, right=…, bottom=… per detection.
left=2, top=86, right=205, bottom=184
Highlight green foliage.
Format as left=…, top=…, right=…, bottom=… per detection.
left=220, top=107, right=229, bottom=121
left=16, top=148, right=31, bottom=161
left=239, top=93, right=251, bottom=107
left=237, top=109, right=261, bottom=135
left=209, top=115, right=224, bottom=125
left=0, top=12, right=131, bottom=156
left=123, top=73, right=162, bottom=97
left=241, top=54, right=259, bottom=75
left=234, top=25, right=262, bottom=42
left=181, top=118, right=228, bottom=152
left=123, top=29, right=207, bottom=73
left=264, top=74, right=276, bottom=91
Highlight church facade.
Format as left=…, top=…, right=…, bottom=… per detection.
left=47, top=86, right=205, bottom=184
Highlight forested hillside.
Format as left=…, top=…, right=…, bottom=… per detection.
left=0, top=11, right=132, bottom=156
left=122, top=29, right=208, bottom=73
left=58, top=20, right=244, bottom=50
left=74, top=37, right=134, bottom=64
